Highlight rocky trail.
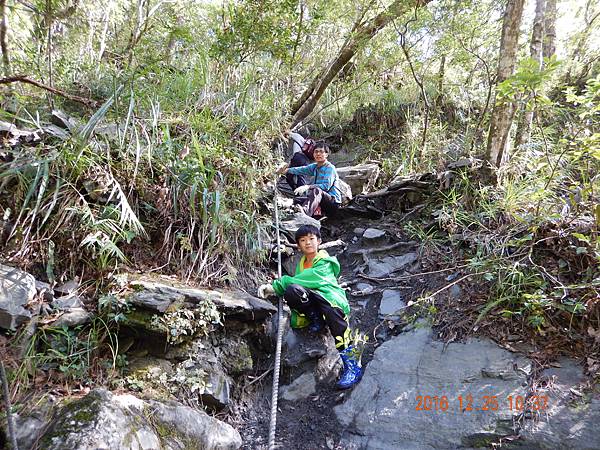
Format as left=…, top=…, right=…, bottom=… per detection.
left=3, top=0, right=600, bottom=446
left=234, top=204, right=600, bottom=450
left=2, top=166, right=599, bottom=450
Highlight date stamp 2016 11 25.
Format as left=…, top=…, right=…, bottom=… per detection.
left=415, top=394, right=549, bottom=413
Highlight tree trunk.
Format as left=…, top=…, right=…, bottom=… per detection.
left=514, top=0, right=545, bottom=149
left=46, top=0, right=53, bottom=90
left=165, top=14, right=183, bottom=64
left=126, top=0, right=149, bottom=66
left=437, top=54, right=445, bottom=100
left=0, top=0, right=9, bottom=76
left=485, top=0, right=526, bottom=169
left=542, top=0, right=557, bottom=59
left=98, top=5, right=112, bottom=61
left=290, top=0, right=432, bottom=127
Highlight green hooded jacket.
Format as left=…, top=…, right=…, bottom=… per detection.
left=271, top=250, right=350, bottom=315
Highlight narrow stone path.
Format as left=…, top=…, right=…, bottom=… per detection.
left=237, top=212, right=600, bottom=450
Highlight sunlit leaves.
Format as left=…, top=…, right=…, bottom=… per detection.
left=496, top=55, right=561, bottom=104
left=210, top=0, right=300, bottom=63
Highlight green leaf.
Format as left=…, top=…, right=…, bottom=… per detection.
left=572, top=233, right=590, bottom=243
left=483, top=273, right=495, bottom=281
left=78, top=85, right=124, bottom=143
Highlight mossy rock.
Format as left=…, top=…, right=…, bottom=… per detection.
left=220, top=337, right=253, bottom=375
left=122, top=308, right=165, bottom=335
left=37, top=389, right=242, bottom=449
left=40, top=392, right=104, bottom=447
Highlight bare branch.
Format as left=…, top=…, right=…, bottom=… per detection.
left=0, top=75, right=98, bottom=107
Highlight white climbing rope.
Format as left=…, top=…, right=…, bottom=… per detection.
left=1, top=360, right=18, bottom=450
left=268, top=177, right=285, bottom=450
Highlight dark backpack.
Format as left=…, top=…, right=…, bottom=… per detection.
left=301, top=138, right=316, bottom=160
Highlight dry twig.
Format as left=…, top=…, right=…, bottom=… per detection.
left=0, top=75, right=98, bottom=107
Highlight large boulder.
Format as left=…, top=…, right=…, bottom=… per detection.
left=36, top=388, right=242, bottom=450
left=127, top=278, right=277, bottom=321
left=516, top=359, right=600, bottom=450
left=335, top=326, right=531, bottom=449
left=337, top=163, right=380, bottom=195
left=0, top=264, right=35, bottom=329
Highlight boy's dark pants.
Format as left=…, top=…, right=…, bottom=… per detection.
left=283, top=284, right=348, bottom=347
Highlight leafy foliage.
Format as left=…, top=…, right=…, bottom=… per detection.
left=211, top=0, right=301, bottom=63
left=1, top=0, right=599, bottom=394
left=150, top=299, right=222, bottom=345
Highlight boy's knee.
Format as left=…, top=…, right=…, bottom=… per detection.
left=284, top=284, right=309, bottom=306
left=284, top=283, right=304, bottom=297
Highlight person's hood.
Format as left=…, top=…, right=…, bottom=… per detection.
left=299, top=249, right=340, bottom=276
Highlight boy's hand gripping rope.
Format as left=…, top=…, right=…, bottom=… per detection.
left=268, top=178, right=284, bottom=449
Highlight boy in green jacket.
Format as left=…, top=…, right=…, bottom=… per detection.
left=257, top=224, right=363, bottom=389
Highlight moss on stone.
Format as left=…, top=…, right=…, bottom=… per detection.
left=143, top=405, right=197, bottom=449
left=153, top=420, right=175, bottom=438
left=218, top=337, right=253, bottom=375
left=462, top=433, right=500, bottom=448
left=40, top=392, right=103, bottom=447
left=122, top=308, right=165, bottom=334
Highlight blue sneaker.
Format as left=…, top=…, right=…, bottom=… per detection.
left=307, top=309, right=325, bottom=333
left=336, top=346, right=363, bottom=389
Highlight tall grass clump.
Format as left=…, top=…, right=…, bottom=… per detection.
left=1, top=42, right=290, bottom=287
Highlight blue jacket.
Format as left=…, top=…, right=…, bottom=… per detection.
left=287, top=162, right=341, bottom=203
